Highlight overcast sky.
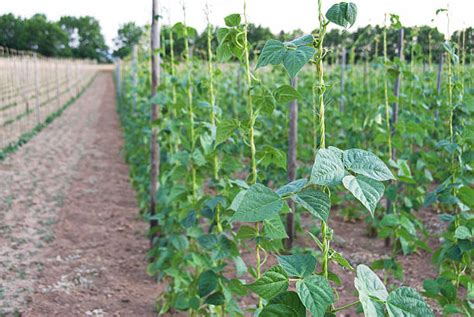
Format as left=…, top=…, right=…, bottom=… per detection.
left=1, top=0, right=471, bottom=49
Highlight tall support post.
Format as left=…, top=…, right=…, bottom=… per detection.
left=149, top=0, right=161, bottom=245
left=391, top=28, right=403, bottom=159
left=34, top=54, right=41, bottom=124
left=286, top=77, right=298, bottom=250
left=339, top=47, right=346, bottom=113
left=132, top=45, right=138, bottom=113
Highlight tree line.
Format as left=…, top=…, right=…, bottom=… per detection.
left=0, top=13, right=472, bottom=63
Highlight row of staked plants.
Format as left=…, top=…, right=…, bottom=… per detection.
left=117, top=0, right=473, bottom=316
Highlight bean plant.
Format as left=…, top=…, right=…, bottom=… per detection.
left=113, top=0, right=474, bottom=315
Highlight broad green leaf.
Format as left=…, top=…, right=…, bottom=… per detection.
left=264, top=215, right=288, bottom=239
left=224, top=13, right=241, bottom=27
left=253, top=87, right=276, bottom=114
left=288, top=34, right=314, bottom=46
left=256, top=40, right=286, bottom=69
left=276, top=178, right=307, bottom=197
left=247, top=266, right=288, bottom=300
left=310, top=148, right=345, bottom=186
left=355, top=265, right=388, bottom=317
left=331, top=251, right=353, bottom=270
left=277, top=254, right=316, bottom=277
left=231, top=184, right=283, bottom=222
left=170, top=235, right=189, bottom=250
left=292, top=188, right=330, bottom=222
left=205, top=292, right=225, bottom=306
left=229, top=190, right=246, bottom=211
left=386, top=287, right=434, bottom=317
left=273, top=85, right=302, bottom=104
left=256, top=36, right=315, bottom=78
left=458, top=186, right=474, bottom=209
left=216, top=27, right=229, bottom=42
left=268, top=291, right=306, bottom=317
left=259, top=145, right=287, bottom=170
left=343, top=175, right=384, bottom=216
left=260, top=304, right=300, bottom=317
left=216, top=42, right=233, bottom=61
left=296, top=275, right=334, bottom=317
left=215, top=119, right=238, bottom=147
left=198, top=270, right=218, bottom=297
left=237, top=225, right=258, bottom=239
left=283, top=45, right=315, bottom=78
left=343, top=149, right=394, bottom=181
left=233, top=256, right=247, bottom=276
left=326, top=2, right=358, bottom=28
left=454, top=226, right=472, bottom=240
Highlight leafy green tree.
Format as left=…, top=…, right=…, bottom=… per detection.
left=113, top=22, right=143, bottom=58
left=23, top=14, right=70, bottom=57
left=58, top=16, right=109, bottom=62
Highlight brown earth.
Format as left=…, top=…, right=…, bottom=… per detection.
left=0, top=71, right=159, bottom=317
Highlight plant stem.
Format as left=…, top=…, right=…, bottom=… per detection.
left=316, top=0, right=330, bottom=282
left=182, top=3, right=197, bottom=199
left=205, top=4, right=219, bottom=180
left=243, top=0, right=257, bottom=185
left=255, top=222, right=263, bottom=309
left=332, top=300, right=360, bottom=312
left=317, top=0, right=327, bottom=150
left=383, top=15, right=392, bottom=159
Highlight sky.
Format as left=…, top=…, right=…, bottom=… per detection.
left=0, top=0, right=471, bottom=49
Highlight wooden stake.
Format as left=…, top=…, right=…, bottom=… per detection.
left=286, top=77, right=298, bottom=250
left=149, top=0, right=161, bottom=245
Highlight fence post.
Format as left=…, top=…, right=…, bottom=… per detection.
left=149, top=0, right=161, bottom=245
left=34, top=53, right=41, bottom=124
left=132, top=45, right=138, bottom=112
left=286, top=77, right=298, bottom=250
left=339, top=46, right=346, bottom=113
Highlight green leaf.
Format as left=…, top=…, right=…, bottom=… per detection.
left=259, top=145, right=287, bottom=170
left=283, top=45, right=315, bottom=78
left=343, top=175, right=384, bottom=216
left=264, top=215, right=289, bottom=239
left=216, top=42, right=233, bottom=61
left=229, top=190, right=246, bottom=211
left=198, top=270, right=218, bottom=297
left=237, top=225, right=258, bottom=239
left=458, top=186, right=474, bottom=209
left=256, top=40, right=286, bottom=69
left=386, top=287, right=434, bottom=317
left=288, top=34, right=314, bottom=46
left=276, top=178, right=307, bottom=197
left=224, top=13, right=241, bottom=27
left=277, top=254, right=316, bottom=277
left=343, top=149, right=395, bottom=181
left=205, top=292, right=225, bottom=306
left=326, top=2, right=358, bottom=28
left=454, top=226, right=472, bottom=240
left=231, top=184, right=283, bottom=222
left=215, top=119, right=238, bottom=147
left=331, top=251, right=353, bottom=270
left=310, top=148, right=345, bottom=186
left=292, top=188, right=331, bottom=222
left=268, top=291, right=306, bottom=317
left=296, top=275, right=334, bottom=317
left=273, top=85, right=302, bottom=103
left=355, top=265, right=388, bottom=317
left=260, top=304, right=300, bottom=317
left=247, top=266, right=289, bottom=300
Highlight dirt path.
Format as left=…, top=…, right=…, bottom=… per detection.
left=0, top=71, right=159, bottom=316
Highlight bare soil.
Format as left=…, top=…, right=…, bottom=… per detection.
left=0, top=72, right=159, bottom=317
